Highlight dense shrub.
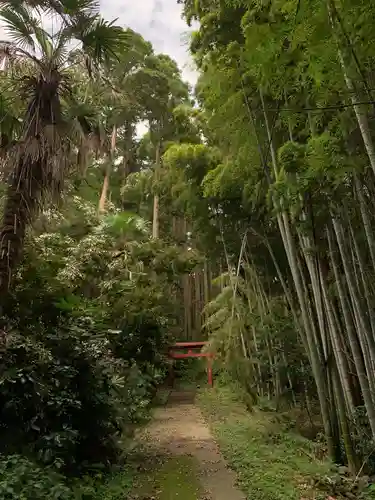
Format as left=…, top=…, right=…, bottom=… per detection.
left=0, top=314, right=172, bottom=471
left=109, top=315, right=168, bottom=371
left=0, top=455, right=74, bottom=500
left=0, top=326, right=121, bottom=472
left=0, top=454, right=134, bottom=500
left=0, top=204, right=196, bottom=484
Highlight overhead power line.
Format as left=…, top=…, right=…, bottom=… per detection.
left=268, top=100, right=375, bottom=114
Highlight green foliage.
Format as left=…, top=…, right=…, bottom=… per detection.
left=0, top=196, right=192, bottom=477
left=197, top=386, right=331, bottom=500
left=0, top=455, right=74, bottom=500
left=174, top=0, right=375, bottom=476
left=0, top=326, right=120, bottom=471
left=0, top=454, right=134, bottom=500
left=0, top=3, right=213, bottom=498
left=277, top=141, right=306, bottom=174
left=8, top=0, right=375, bottom=491
left=305, top=132, right=351, bottom=185
left=203, top=271, right=307, bottom=407
left=99, top=212, right=151, bottom=240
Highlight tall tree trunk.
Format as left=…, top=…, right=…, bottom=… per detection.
left=203, top=259, right=210, bottom=324
left=327, top=224, right=375, bottom=437
left=259, top=91, right=336, bottom=458
left=299, top=229, right=327, bottom=359
left=332, top=361, right=358, bottom=474
left=348, top=218, right=375, bottom=344
left=98, top=125, right=117, bottom=214
left=0, top=161, right=40, bottom=296
left=0, top=87, right=62, bottom=297
left=354, top=175, right=375, bottom=270
left=319, top=257, right=355, bottom=414
left=152, top=140, right=161, bottom=239
left=183, top=274, right=189, bottom=339
left=328, top=0, right=375, bottom=176
left=122, top=122, right=133, bottom=183
left=195, top=271, right=202, bottom=335
left=332, top=216, right=375, bottom=398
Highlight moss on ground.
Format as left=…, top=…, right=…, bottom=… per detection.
left=197, top=386, right=332, bottom=500
left=130, top=455, right=203, bottom=499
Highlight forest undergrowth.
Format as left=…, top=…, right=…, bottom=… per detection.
left=198, top=384, right=375, bottom=500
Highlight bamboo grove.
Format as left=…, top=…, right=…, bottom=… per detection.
left=153, top=0, right=375, bottom=474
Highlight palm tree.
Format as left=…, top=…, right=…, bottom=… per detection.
left=0, top=0, right=127, bottom=296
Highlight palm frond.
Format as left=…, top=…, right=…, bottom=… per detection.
left=72, top=17, right=130, bottom=67
left=0, top=5, right=40, bottom=52
left=0, top=0, right=45, bottom=10
left=0, top=0, right=134, bottom=294
left=59, top=0, right=99, bottom=17
left=34, top=26, right=54, bottom=60
left=50, top=43, right=69, bottom=67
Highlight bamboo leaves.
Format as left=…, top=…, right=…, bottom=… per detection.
left=178, top=0, right=375, bottom=473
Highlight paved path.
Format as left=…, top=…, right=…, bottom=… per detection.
left=138, top=390, right=246, bottom=500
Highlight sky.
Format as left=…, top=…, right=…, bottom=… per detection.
left=100, top=0, right=198, bottom=85
left=0, top=0, right=197, bottom=133
left=0, top=1, right=198, bottom=85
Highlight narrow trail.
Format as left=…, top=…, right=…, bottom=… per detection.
left=133, top=389, right=246, bottom=500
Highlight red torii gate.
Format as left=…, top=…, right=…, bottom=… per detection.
left=168, top=341, right=214, bottom=387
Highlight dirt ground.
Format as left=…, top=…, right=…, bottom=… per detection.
left=134, top=389, right=246, bottom=500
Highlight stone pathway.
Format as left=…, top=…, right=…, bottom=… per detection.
left=137, top=390, right=246, bottom=500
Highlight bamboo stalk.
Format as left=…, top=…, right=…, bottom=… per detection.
left=327, top=224, right=375, bottom=436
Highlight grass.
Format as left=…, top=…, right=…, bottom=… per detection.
left=130, top=455, right=203, bottom=499
left=71, top=467, right=135, bottom=499
left=197, top=385, right=331, bottom=500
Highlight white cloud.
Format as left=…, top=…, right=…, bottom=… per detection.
left=100, top=0, right=198, bottom=85
left=0, top=1, right=198, bottom=84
